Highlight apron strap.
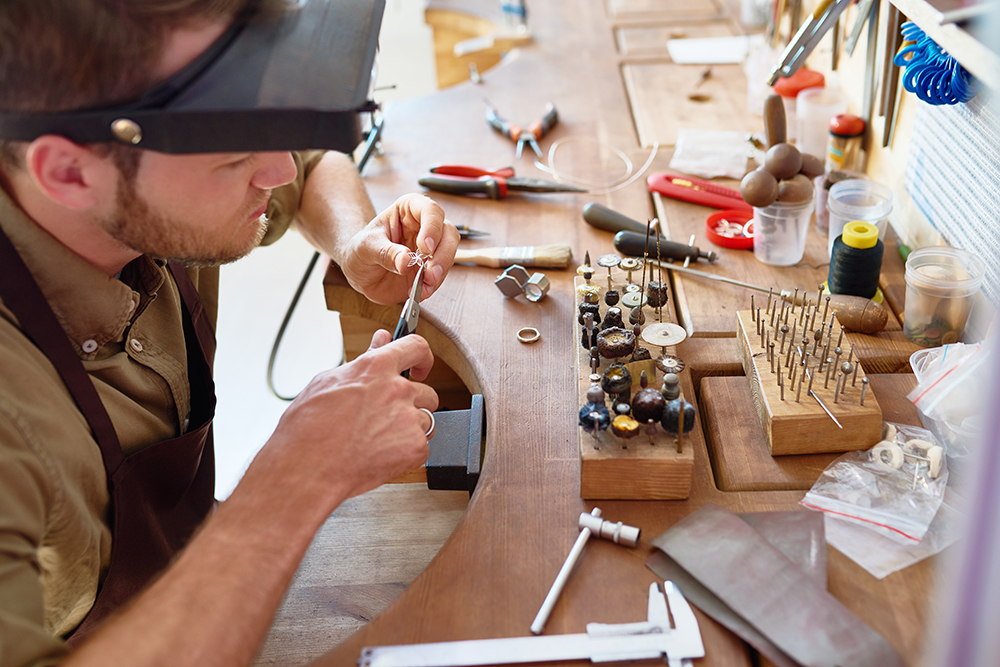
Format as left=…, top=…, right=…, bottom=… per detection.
left=0, top=226, right=124, bottom=473
left=167, top=264, right=216, bottom=368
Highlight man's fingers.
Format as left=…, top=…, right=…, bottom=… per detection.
left=367, top=329, right=393, bottom=351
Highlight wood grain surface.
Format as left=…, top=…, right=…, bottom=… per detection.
left=305, top=2, right=939, bottom=666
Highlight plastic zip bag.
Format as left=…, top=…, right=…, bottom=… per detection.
left=801, top=422, right=947, bottom=545
left=908, top=341, right=991, bottom=458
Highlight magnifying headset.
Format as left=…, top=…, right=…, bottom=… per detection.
left=0, top=0, right=385, bottom=154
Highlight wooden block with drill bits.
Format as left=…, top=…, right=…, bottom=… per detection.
left=574, top=253, right=695, bottom=501
left=737, top=288, right=882, bottom=456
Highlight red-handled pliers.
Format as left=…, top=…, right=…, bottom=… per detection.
left=419, top=165, right=586, bottom=200
left=486, top=102, right=559, bottom=159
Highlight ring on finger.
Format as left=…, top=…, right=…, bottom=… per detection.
left=418, top=407, right=436, bottom=439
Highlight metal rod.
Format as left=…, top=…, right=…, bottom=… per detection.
left=834, top=373, right=843, bottom=403
left=810, top=388, right=843, bottom=428
left=766, top=287, right=774, bottom=315
left=860, top=377, right=870, bottom=406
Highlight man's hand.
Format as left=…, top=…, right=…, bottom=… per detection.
left=339, top=194, right=459, bottom=305
left=246, top=331, right=437, bottom=512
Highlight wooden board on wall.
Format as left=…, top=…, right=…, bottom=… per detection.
left=605, top=0, right=722, bottom=20
left=615, top=21, right=738, bottom=55
left=622, top=61, right=759, bottom=148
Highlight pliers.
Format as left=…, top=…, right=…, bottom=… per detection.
left=418, top=165, right=586, bottom=200
left=486, top=102, right=558, bottom=159
left=392, top=261, right=425, bottom=343
left=392, top=261, right=426, bottom=379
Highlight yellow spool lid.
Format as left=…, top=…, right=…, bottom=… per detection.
left=842, top=220, right=879, bottom=249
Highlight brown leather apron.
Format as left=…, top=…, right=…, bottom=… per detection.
left=0, top=225, right=217, bottom=643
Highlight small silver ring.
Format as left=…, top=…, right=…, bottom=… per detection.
left=517, top=327, right=541, bottom=344
left=418, top=407, right=436, bottom=439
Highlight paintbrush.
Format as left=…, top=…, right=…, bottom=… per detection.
left=454, top=244, right=573, bottom=269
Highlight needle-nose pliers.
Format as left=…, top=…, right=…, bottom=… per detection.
left=486, top=102, right=558, bottom=159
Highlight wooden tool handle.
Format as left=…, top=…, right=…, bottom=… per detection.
left=454, top=244, right=573, bottom=269
left=763, top=94, right=786, bottom=147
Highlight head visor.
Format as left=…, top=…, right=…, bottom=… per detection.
left=0, top=0, right=385, bottom=154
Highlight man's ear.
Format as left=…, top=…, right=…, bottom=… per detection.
left=23, top=135, right=117, bottom=211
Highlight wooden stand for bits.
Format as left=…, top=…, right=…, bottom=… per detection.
left=575, top=274, right=693, bottom=499
left=737, top=305, right=882, bottom=456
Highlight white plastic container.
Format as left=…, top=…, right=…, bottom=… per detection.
left=826, top=179, right=893, bottom=257
left=796, top=87, right=847, bottom=160
left=752, top=195, right=815, bottom=266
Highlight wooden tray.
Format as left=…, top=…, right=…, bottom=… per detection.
left=736, top=302, right=882, bottom=456
left=574, top=274, right=693, bottom=499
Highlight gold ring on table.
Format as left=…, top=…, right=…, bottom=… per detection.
left=517, top=327, right=541, bottom=344
left=418, top=407, right=436, bottom=439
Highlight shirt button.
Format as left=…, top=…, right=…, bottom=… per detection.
left=81, top=339, right=98, bottom=354
left=129, top=339, right=144, bottom=353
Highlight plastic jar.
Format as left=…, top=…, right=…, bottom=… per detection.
left=904, top=246, right=985, bottom=347
left=826, top=179, right=893, bottom=257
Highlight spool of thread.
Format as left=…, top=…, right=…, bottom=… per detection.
left=828, top=221, right=883, bottom=299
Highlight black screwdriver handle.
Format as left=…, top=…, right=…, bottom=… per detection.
left=582, top=202, right=652, bottom=235
left=613, top=231, right=705, bottom=263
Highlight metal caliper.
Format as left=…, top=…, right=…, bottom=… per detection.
left=360, top=581, right=704, bottom=667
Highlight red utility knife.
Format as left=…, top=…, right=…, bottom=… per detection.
left=647, top=172, right=752, bottom=212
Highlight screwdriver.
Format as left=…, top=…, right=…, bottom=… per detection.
left=622, top=256, right=889, bottom=334
left=583, top=203, right=718, bottom=262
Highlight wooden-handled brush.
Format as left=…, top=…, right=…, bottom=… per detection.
left=453, top=244, right=573, bottom=269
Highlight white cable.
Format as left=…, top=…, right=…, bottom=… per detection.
left=533, top=137, right=659, bottom=196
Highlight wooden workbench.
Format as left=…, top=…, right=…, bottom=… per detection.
left=309, top=1, right=939, bottom=665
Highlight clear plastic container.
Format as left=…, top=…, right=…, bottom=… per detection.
left=796, top=87, right=847, bottom=160
left=751, top=195, right=815, bottom=266
left=826, top=179, right=893, bottom=257
left=903, top=246, right=985, bottom=348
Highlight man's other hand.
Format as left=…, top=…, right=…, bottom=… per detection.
left=250, top=331, right=437, bottom=510
left=340, top=194, right=459, bottom=305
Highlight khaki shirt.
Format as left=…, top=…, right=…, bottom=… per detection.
left=0, top=150, right=324, bottom=666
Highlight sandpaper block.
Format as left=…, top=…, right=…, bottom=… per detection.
left=647, top=504, right=903, bottom=667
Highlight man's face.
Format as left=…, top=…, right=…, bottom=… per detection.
left=98, top=149, right=297, bottom=267
left=91, top=17, right=298, bottom=268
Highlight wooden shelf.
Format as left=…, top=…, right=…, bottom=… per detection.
left=889, top=0, right=1000, bottom=91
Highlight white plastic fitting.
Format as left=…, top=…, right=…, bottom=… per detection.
left=578, top=513, right=641, bottom=548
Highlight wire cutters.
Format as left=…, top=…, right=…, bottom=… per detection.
left=392, top=261, right=426, bottom=378
left=419, top=165, right=586, bottom=200
left=392, top=261, right=425, bottom=342
left=486, top=102, right=558, bottom=159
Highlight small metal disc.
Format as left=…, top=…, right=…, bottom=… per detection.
left=624, top=283, right=642, bottom=294
left=619, top=257, right=642, bottom=271
left=655, top=355, right=686, bottom=374
left=597, top=253, right=622, bottom=268
left=621, top=292, right=648, bottom=308
left=641, top=322, right=687, bottom=347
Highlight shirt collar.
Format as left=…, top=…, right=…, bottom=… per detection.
left=0, top=186, right=165, bottom=359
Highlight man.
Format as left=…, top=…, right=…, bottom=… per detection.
left=0, top=0, right=459, bottom=664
